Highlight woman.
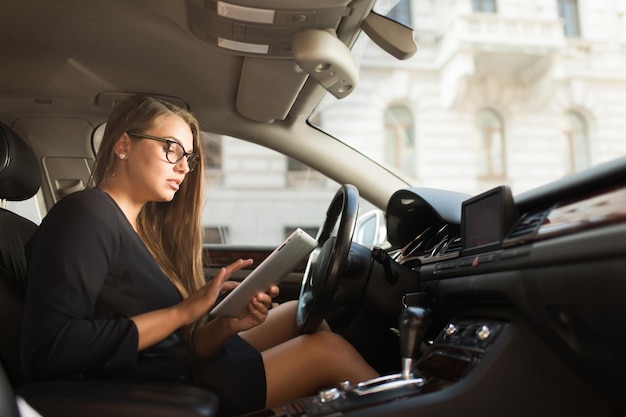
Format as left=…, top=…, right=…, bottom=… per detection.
left=21, top=95, right=378, bottom=416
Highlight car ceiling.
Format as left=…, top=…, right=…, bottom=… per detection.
left=2, top=0, right=352, bottom=118
left=0, top=0, right=413, bottom=209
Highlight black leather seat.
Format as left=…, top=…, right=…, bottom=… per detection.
left=0, top=121, right=39, bottom=389
left=0, top=121, right=219, bottom=417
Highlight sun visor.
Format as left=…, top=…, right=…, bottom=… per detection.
left=236, top=58, right=308, bottom=123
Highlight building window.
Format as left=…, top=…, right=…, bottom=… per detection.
left=477, top=109, right=505, bottom=179
left=384, top=105, right=416, bottom=177
left=200, top=131, right=223, bottom=185
left=563, top=111, right=589, bottom=173
left=286, top=157, right=326, bottom=187
left=472, top=0, right=497, bottom=13
left=557, top=0, right=581, bottom=37
left=200, top=131, right=222, bottom=170
left=287, top=157, right=306, bottom=172
left=204, top=226, right=229, bottom=244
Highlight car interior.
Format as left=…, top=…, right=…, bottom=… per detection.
left=1, top=1, right=626, bottom=417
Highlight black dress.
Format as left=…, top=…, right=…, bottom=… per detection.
left=21, top=188, right=266, bottom=416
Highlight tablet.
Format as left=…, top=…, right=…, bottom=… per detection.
left=209, top=228, right=318, bottom=318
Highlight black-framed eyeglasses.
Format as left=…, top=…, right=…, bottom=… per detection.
left=127, top=132, right=199, bottom=172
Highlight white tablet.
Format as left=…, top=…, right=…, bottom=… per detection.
left=209, top=228, right=318, bottom=318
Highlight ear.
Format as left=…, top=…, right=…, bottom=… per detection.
left=114, top=132, right=131, bottom=157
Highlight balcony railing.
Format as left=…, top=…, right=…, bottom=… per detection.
left=449, top=14, right=566, bottom=52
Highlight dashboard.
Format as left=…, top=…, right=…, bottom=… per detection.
left=387, top=157, right=626, bottom=272
left=244, top=158, right=626, bottom=417
left=381, top=155, right=626, bottom=414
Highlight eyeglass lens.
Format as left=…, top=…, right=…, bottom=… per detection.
left=167, top=142, right=198, bottom=171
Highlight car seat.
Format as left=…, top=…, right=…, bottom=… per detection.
left=0, top=121, right=218, bottom=417
left=0, top=121, right=39, bottom=388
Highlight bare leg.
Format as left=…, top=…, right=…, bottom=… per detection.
left=240, top=300, right=379, bottom=408
left=240, top=300, right=330, bottom=352
left=262, top=332, right=379, bottom=408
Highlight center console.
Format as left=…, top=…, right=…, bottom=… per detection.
left=242, top=293, right=505, bottom=417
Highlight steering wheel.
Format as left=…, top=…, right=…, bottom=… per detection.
left=296, top=184, right=359, bottom=334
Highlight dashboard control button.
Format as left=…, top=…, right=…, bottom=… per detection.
left=458, top=258, right=473, bottom=267
left=477, top=325, right=491, bottom=340
left=445, top=323, right=458, bottom=335
left=318, top=387, right=342, bottom=402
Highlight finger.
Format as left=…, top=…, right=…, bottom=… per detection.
left=208, top=267, right=229, bottom=289
left=211, top=259, right=250, bottom=287
left=221, top=281, right=239, bottom=292
left=256, top=291, right=271, bottom=300
left=266, top=285, right=280, bottom=298
left=255, top=292, right=273, bottom=308
left=223, top=258, right=253, bottom=276
left=248, top=300, right=268, bottom=320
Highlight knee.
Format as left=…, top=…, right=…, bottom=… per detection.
left=307, top=331, right=357, bottom=360
left=271, top=299, right=298, bottom=318
left=311, top=330, right=345, bottom=345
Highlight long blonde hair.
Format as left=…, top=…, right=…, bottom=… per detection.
left=91, top=95, right=206, bottom=307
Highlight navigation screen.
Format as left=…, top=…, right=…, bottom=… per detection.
left=464, top=194, right=500, bottom=248
left=461, top=186, right=517, bottom=255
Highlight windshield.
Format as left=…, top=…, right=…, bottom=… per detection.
left=311, top=0, right=626, bottom=196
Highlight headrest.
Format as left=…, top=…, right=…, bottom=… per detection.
left=0, top=122, right=40, bottom=201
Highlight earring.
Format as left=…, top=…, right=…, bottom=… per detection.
left=119, top=153, right=126, bottom=160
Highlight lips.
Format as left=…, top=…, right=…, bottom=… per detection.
left=167, top=179, right=182, bottom=190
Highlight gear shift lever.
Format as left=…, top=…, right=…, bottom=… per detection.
left=399, top=293, right=431, bottom=380
left=348, top=292, right=431, bottom=396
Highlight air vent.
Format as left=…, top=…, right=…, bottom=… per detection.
left=506, top=208, right=552, bottom=240
left=442, top=236, right=462, bottom=254
left=423, top=235, right=461, bottom=264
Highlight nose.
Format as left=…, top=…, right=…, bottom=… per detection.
left=175, top=157, right=191, bottom=174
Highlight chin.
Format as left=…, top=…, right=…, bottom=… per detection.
left=154, top=192, right=176, bottom=203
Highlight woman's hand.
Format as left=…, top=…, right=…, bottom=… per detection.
left=192, top=283, right=280, bottom=359
left=132, top=258, right=253, bottom=352
left=224, top=285, right=280, bottom=333
left=176, top=258, right=254, bottom=326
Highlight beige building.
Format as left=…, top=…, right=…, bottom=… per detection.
left=320, top=0, right=626, bottom=195
left=203, top=0, right=626, bottom=244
